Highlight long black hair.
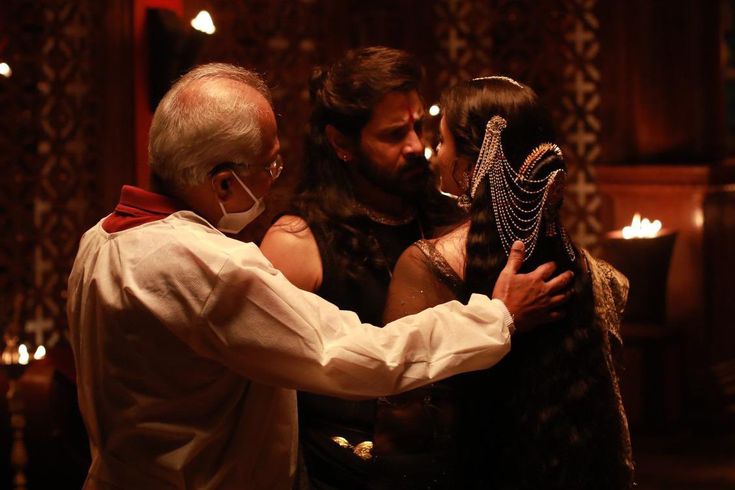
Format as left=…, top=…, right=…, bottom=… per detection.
left=440, top=77, right=579, bottom=296
left=293, top=46, right=458, bottom=278
left=444, top=78, right=634, bottom=489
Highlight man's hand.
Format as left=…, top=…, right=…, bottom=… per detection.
left=491, top=241, right=574, bottom=333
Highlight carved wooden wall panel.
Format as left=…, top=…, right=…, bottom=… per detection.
left=0, top=0, right=104, bottom=346
left=0, top=2, right=43, bottom=343
left=434, top=0, right=603, bottom=250
left=558, top=0, right=602, bottom=249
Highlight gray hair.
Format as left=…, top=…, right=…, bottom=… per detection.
left=148, top=63, right=272, bottom=189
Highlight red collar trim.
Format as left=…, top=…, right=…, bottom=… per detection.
left=102, top=185, right=185, bottom=233
left=118, top=185, right=182, bottom=214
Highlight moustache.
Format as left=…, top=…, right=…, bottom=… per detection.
left=400, top=155, right=431, bottom=176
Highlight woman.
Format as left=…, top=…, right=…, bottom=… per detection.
left=384, top=76, right=634, bottom=489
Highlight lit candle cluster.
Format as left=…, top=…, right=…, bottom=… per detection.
left=622, top=213, right=662, bottom=239
left=1, top=342, right=46, bottom=366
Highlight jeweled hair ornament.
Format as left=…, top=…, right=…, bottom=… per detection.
left=459, top=115, right=575, bottom=262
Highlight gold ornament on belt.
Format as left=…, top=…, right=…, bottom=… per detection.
left=330, top=436, right=374, bottom=461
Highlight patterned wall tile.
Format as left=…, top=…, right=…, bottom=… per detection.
left=0, top=0, right=102, bottom=347
left=0, top=1, right=45, bottom=340
left=558, top=0, right=602, bottom=250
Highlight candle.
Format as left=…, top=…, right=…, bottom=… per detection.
left=602, top=216, right=677, bottom=325
left=622, top=213, right=663, bottom=239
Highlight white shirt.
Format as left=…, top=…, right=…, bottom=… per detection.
left=67, top=209, right=513, bottom=489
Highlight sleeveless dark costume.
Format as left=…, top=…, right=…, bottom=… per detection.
left=298, top=218, right=463, bottom=489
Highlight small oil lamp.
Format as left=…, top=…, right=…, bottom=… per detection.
left=601, top=213, right=677, bottom=325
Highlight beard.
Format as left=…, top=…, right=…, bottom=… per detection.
left=353, top=151, right=433, bottom=199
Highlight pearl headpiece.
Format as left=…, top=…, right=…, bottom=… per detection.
left=458, top=115, right=575, bottom=262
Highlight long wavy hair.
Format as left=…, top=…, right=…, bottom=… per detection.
left=440, top=77, right=579, bottom=296
left=443, top=78, right=633, bottom=489
left=293, top=46, right=458, bottom=279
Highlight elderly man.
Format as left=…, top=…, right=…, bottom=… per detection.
left=67, top=63, right=571, bottom=489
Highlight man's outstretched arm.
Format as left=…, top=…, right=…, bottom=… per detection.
left=143, top=240, right=572, bottom=399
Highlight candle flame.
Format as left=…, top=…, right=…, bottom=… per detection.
left=1, top=350, right=13, bottom=365
left=191, top=11, right=216, bottom=35
left=18, top=344, right=29, bottom=365
left=34, top=345, right=46, bottom=360
left=622, top=213, right=662, bottom=239
left=0, top=62, right=12, bottom=78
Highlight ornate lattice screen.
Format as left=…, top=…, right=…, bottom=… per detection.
left=0, top=0, right=103, bottom=347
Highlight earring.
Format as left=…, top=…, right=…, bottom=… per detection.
left=457, top=169, right=473, bottom=210
left=450, top=161, right=472, bottom=211
left=462, top=169, right=471, bottom=191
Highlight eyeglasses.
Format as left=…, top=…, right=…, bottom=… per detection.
left=266, top=155, right=284, bottom=180
left=210, top=155, right=284, bottom=181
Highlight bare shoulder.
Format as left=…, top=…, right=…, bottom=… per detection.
left=262, top=215, right=315, bottom=244
left=260, top=214, right=323, bottom=292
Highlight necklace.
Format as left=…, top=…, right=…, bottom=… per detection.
left=356, top=203, right=417, bottom=226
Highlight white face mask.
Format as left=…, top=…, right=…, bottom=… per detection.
left=216, top=172, right=265, bottom=234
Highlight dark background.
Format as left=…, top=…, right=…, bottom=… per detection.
left=0, top=0, right=733, bottom=488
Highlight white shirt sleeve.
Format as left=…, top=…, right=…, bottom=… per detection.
left=135, top=233, right=513, bottom=399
